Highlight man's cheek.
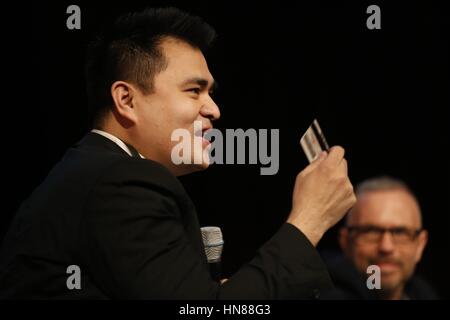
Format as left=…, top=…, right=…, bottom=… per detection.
left=355, top=250, right=373, bottom=271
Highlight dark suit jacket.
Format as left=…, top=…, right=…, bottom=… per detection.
left=320, top=251, right=439, bottom=300
left=0, top=132, right=332, bottom=299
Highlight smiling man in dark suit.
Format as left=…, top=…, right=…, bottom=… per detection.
left=0, top=7, right=355, bottom=299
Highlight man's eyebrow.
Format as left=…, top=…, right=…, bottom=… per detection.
left=181, top=77, right=218, bottom=91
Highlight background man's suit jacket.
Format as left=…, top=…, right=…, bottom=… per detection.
left=0, top=132, right=332, bottom=299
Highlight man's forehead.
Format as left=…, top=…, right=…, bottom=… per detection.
left=158, top=38, right=214, bottom=83
left=350, top=190, right=422, bottom=227
left=159, top=37, right=208, bottom=68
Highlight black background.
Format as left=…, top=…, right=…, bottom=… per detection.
left=4, top=0, right=449, bottom=298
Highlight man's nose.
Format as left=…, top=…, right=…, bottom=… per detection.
left=378, top=231, right=395, bottom=253
left=200, top=96, right=221, bottom=121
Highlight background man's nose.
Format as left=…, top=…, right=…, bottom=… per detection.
left=378, top=231, right=395, bottom=253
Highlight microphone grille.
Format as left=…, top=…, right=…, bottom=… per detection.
left=201, top=226, right=224, bottom=263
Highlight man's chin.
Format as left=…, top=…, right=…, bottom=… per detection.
left=176, top=161, right=210, bottom=176
left=193, top=152, right=211, bottom=170
left=380, top=273, right=403, bottom=291
left=193, top=161, right=210, bottom=171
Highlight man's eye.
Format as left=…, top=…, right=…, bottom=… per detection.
left=392, top=228, right=408, bottom=236
left=187, top=88, right=200, bottom=94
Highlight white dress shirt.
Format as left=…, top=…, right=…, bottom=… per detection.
left=91, top=129, right=144, bottom=158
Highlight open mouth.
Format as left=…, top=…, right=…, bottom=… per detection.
left=373, top=260, right=401, bottom=274
left=378, top=263, right=399, bottom=271
left=202, top=129, right=212, bottom=147
left=194, top=127, right=212, bottom=147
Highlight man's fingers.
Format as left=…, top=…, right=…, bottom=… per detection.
left=339, top=158, right=348, bottom=176
left=324, top=146, right=345, bottom=166
left=301, top=151, right=327, bottom=175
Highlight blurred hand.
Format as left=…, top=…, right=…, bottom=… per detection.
left=287, top=146, right=356, bottom=246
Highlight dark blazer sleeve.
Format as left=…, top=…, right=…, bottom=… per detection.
left=219, top=223, right=332, bottom=299
left=80, top=159, right=332, bottom=299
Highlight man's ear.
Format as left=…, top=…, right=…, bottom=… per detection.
left=111, top=81, right=138, bottom=125
left=339, top=227, right=350, bottom=255
left=414, top=229, right=428, bottom=263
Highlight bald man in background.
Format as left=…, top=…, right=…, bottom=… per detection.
left=322, top=176, right=439, bottom=300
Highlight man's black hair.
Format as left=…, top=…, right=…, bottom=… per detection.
left=85, top=7, right=216, bottom=127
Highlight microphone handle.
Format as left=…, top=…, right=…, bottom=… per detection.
left=208, top=260, right=221, bottom=282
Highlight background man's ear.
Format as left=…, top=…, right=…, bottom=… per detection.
left=414, top=229, right=428, bottom=263
left=111, top=81, right=138, bottom=126
left=338, top=227, right=350, bottom=254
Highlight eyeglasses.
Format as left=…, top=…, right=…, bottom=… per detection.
left=346, top=225, right=422, bottom=244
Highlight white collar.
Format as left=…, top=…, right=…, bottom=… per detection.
left=91, top=129, right=144, bottom=158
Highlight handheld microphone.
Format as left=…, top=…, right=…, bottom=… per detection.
left=200, top=226, right=224, bottom=282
